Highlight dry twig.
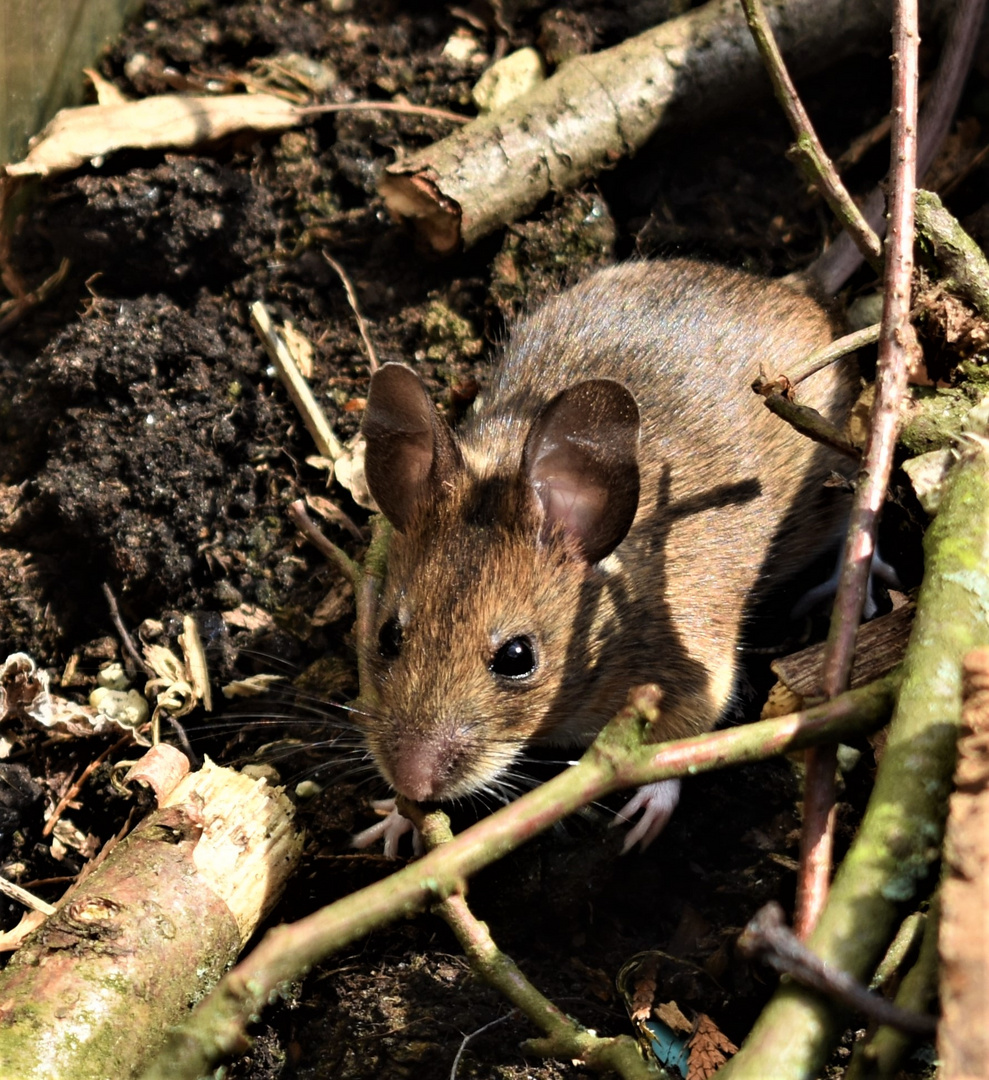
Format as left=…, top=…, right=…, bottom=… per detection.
left=796, top=0, right=921, bottom=940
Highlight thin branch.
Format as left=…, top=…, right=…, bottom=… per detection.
left=795, top=0, right=922, bottom=941
left=302, top=100, right=469, bottom=125
left=756, top=393, right=861, bottom=458
left=788, top=323, right=882, bottom=384
left=808, top=0, right=986, bottom=294
left=417, top=810, right=653, bottom=1079
left=139, top=677, right=897, bottom=1080
left=323, top=253, right=380, bottom=373
left=287, top=499, right=358, bottom=585
left=0, top=875, right=56, bottom=917
left=738, top=902, right=936, bottom=1037
left=740, top=0, right=882, bottom=268
left=251, top=300, right=345, bottom=461
left=103, top=582, right=153, bottom=677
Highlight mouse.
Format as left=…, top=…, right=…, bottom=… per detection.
left=354, top=259, right=857, bottom=851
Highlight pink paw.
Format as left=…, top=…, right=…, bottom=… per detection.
left=613, top=779, right=682, bottom=853
left=350, top=798, right=420, bottom=857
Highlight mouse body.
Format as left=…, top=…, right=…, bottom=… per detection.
left=357, top=259, right=856, bottom=821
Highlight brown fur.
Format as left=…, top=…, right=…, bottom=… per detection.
left=360, top=260, right=856, bottom=802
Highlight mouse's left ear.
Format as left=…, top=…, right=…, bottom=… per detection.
left=522, top=380, right=640, bottom=564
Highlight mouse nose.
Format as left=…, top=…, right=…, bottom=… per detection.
left=391, top=739, right=448, bottom=803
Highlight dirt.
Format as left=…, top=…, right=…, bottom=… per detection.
left=0, top=0, right=984, bottom=1077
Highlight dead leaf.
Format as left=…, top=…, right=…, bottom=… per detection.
left=4, top=93, right=303, bottom=179
left=83, top=67, right=130, bottom=106
left=221, top=604, right=276, bottom=632
left=655, top=1000, right=692, bottom=1035
left=687, top=1013, right=737, bottom=1080
left=334, top=434, right=375, bottom=510
left=281, top=320, right=315, bottom=379
left=221, top=673, right=285, bottom=699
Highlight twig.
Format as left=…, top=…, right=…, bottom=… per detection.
left=739, top=902, right=936, bottom=1037
left=416, top=809, right=652, bottom=1078
left=251, top=300, right=344, bottom=461
left=845, top=896, right=942, bottom=1080
left=42, top=734, right=133, bottom=838
left=103, top=582, right=153, bottom=676
left=450, top=1014, right=516, bottom=1080
left=756, top=393, right=860, bottom=458
left=322, top=253, right=380, bottom=373
left=302, top=100, right=469, bottom=125
left=795, top=0, right=922, bottom=941
left=287, top=499, right=358, bottom=585
left=787, top=323, right=882, bottom=385
left=0, top=256, right=71, bottom=336
left=138, top=676, right=897, bottom=1080
left=740, top=0, right=882, bottom=269
left=0, top=876, right=56, bottom=917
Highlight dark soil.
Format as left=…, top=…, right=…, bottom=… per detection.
left=1, top=1, right=984, bottom=1077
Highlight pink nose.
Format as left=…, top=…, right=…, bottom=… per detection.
left=390, top=740, right=447, bottom=803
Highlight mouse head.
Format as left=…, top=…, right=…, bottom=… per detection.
left=357, top=363, right=641, bottom=803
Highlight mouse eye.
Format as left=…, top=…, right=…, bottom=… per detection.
left=490, top=636, right=537, bottom=680
left=378, top=617, right=403, bottom=660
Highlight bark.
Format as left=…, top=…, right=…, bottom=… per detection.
left=938, top=648, right=989, bottom=1080
left=0, top=760, right=303, bottom=1080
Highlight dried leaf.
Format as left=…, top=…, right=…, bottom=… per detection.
left=178, top=615, right=212, bottom=713
left=2, top=653, right=120, bottom=737
left=4, top=93, right=303, bottom=179
left=334, top=434, right=375, bottom=510
left=281, top=320, right=315, bottom=379
left=687, top=1013, right=738, bottom=1080
left=655, top=1000, right=692, bottom=1035
left=221, top=604, right=276, bottom=632
left=221, top=673, right=285, bottom=699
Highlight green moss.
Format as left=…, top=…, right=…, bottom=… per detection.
left=900, top=384, right=986, bottom=455
left=421, top=301, right=483, bottom=364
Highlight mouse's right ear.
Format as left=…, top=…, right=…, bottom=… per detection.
left=362, top=363, right=462, bottom=531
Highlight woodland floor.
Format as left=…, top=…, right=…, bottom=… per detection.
left=1, top=1, right=986, bottom=1077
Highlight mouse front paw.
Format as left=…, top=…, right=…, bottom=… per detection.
left=350, top=798, right=420, bottom=857
left=612, top=778, right=682, bottom=853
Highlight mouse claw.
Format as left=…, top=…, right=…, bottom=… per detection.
left=612, top=779, right=682, bottom=853
left=351, top=798, right=417, bottom=857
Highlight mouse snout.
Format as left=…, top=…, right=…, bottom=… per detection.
left=390, top=738, right=448, bottom=802
left=385, top=729, right=470, bottom=803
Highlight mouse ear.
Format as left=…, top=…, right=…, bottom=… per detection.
left=522, top=379, right=640, bottom=564
left=362, top=363, right=462, bottom=531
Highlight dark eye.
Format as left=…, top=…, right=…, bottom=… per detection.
left=378, top=617, right=403, bottom=660
left=490, top=636, right=537, bottom=680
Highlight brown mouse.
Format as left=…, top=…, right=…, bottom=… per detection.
left=356, top=259, right=856, bottom=848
